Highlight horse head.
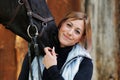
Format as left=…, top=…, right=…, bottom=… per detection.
left=0, top=0, right=58, bottom=55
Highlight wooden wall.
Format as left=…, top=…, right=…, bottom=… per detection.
left=0, top=25, right=28, bottom=80
left=115, top=0, right=120, bottom=79
left=0, top=24, right=16, bottom=80
left=85, top=0, right=120, bottom=79
left=47, top=0, right=82, bottom=24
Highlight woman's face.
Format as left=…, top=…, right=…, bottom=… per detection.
left=58, top=19, right=85, bottom=47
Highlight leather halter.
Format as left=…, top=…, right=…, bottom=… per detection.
left=22, top=0, right=53, bottom=23
left=22, top=0, right=54, bottom=38
left=7, top=0, right=54, bottom=28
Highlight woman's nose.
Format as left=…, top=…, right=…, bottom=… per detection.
left=67, top=29, right=74, bottom=35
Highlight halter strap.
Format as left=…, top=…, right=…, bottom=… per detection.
left=22, top=0, right=54, bottom=23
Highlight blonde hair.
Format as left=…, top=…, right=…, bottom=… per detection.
left=58, top=11, right=92, bottom=52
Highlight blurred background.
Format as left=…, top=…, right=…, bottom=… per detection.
left=0, top=0, right=120, bottom=80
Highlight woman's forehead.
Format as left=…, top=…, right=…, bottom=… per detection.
left=65, top=19, right=84, bottom=25
left=64, top=19, right=85, bottom=30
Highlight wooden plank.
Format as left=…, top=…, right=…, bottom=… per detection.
left=0, top=24, right=16, bottom=80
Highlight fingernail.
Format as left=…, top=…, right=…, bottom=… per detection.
left=52, top=46, right=55, bottom=51
left=52, top=47, right=55, bottom=54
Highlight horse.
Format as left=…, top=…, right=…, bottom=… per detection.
left=0, top=0, right=58, bottom=55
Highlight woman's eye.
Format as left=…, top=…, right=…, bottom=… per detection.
left=67, top=23, right=72, bottom=27
left=75, top=30, right=80, bottom=34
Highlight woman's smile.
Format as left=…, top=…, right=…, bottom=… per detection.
left=63, top=33, right=72, bottom=41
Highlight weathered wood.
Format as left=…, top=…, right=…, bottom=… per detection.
left=0, top=24, right=16, bottom=80
left=0, top=25, right=28, bottom=80
left=15, top=36, right=28, bottom=79
left=84, top=0, right=119, bottom=79
left=47, top=0, right=81, bottom=24
left=115, top=0, right=120, bottom=79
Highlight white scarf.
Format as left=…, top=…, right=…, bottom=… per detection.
left=29, top=44, right=91, bottom=80
left=60, top=44, right=91, bottom=80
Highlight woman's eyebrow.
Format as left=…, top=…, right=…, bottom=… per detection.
left=76, top=27, right=81, bottom=31
left=70, top=21, right=82, bottom=31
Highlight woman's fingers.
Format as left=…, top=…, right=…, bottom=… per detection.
left=43, top=47, right=57, bottom=69
left=52, top=47, right=55, bottom=55
left=52, top=47, right=57, bottom=56
left=44, top=46, right=57, bottom=56
left=44, top=47, right=52, bottom=55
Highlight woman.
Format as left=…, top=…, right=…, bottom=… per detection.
left=19, top=11, right=93, bottom=80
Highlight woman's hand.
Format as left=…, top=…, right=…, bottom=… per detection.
left=43, top=47, right=57, bottom=69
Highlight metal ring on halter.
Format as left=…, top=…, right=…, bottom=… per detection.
left=18, top=0, right=24, bottom=5
left=42, top=22, right=47, bottom=27
left=27, top=24, right=39, bottom=38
